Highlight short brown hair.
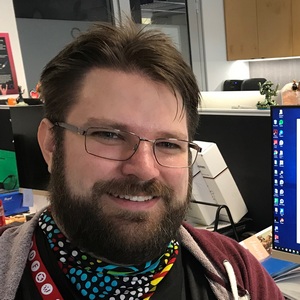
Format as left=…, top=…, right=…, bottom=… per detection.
left=40, top=20, right=200, bottom=139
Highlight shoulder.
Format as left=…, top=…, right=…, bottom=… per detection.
left=180, top=222, right=284, bottom=299
left=0, top=223, right=22, bottom=236
left=181, top=222, right=240, bottom=250
left=181, top=222, right=261, bottom=266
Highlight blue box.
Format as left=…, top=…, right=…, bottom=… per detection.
left=0, top=191, right=29, bottom=216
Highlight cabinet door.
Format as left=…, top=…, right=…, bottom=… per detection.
left=292, top=0, right=300, bottom=55
left=257, top=0, right=292, bottom=58
left=224, top=0, right=258, bottom=60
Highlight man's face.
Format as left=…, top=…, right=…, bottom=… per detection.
left=48, top=69, right=191, bottom=265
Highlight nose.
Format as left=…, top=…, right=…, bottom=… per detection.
left=120, top=141, right=160, bottom=180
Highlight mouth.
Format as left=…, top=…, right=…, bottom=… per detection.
left=111, top=194, right=155, bottom=202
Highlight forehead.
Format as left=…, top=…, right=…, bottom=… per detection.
left=67, top=69, right=188, bottom=137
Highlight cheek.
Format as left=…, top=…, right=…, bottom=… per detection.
left=166, top=170, right=189, bottom=200
left=64, top=145, right=121, bottom=193
left=62, top=137, right=104, bottom=191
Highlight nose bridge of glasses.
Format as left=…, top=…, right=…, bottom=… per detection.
left=131, top=137, right=156, bottom=158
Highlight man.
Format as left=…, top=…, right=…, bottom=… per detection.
left=0, top=21, right=283, bottom=299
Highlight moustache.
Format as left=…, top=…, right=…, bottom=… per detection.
left=92, top=178, right=173, bottom=200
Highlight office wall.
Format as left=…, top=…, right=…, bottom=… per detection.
left=249, top=59, right=300, bottom=89
left=0, top=0, right=28, bottom=97
left=200, top=0, right=300, bottom=91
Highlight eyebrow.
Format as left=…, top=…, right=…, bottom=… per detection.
left=82, top=117, right=188, bottom=140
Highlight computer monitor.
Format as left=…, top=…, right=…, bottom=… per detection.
left=9, top=105, right=49, bottom=191
left=271, top=105, right=300, bottom=264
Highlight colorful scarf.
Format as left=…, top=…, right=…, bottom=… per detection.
left=38, top=209, right=179, bottom=299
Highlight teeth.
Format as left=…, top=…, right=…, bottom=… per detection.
left=112, top=194, right=154, bottom=202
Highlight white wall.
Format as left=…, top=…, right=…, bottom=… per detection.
left=0, top=0, right=28, bottom=97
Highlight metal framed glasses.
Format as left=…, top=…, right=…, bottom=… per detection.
left=54, top=122, right=201, bottom=168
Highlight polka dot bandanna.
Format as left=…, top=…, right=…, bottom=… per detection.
left=38, top=209, right=179, bottom=299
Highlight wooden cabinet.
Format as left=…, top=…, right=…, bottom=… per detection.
left=224, top=0, right=258, bottom=60
left=292, top=0, right=300, bottom=55
left=224, top=0, right=295, bottom=60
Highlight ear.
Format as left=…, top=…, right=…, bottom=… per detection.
left=37, top=118, right=55, bottom=173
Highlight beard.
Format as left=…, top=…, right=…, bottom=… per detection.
left=48, top=142, right=192, bottom=265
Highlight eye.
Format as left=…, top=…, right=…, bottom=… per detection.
left=156, top=141, right=181, bottom=149
left=94, top=131, right=118, bottom=139
left=87, top=129, right=126, bottom=142
left=155, top=140, right=185, bottom=154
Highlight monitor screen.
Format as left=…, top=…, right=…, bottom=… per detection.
left=271, top=105, right=300, bottom=264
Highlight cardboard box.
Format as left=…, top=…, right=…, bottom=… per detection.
left=0, top=191, right=29, bottom=216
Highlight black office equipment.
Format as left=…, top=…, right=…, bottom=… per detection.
left=196, top=112, right=272, bottom=232
left=9, top=105, right=49, bottom=191
left=0, top=108, right=14, bottom=151
left=223, top=80, right=243, bottom=91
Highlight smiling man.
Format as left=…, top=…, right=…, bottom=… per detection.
left=0, top=21, right=284, bottom=300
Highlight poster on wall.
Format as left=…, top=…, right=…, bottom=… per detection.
left=0, top=33, right=18, bottom=96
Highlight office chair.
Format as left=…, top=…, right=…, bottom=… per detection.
left=241, top=78, right=266, bottom=91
